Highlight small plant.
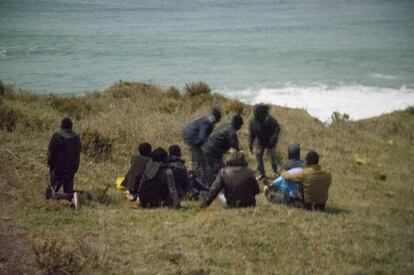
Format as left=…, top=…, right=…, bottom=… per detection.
left=32, top=238, right=84, bottom=274
left=165, top=86, right=181, bottom=99
left=0, top=105, right=24, bottom=132
left=405, top=105, right=414, bottom=115
left=184, top=81, right=211, bottom=97
left=81, top=129, right=113, bottom=162
left=224, top=100, right=248, bottom=115
left=331, top=111, right=350, bottom=123
left=48, top=96, right=93, bottom=119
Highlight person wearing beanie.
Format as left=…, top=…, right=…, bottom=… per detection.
left=200, top=151, right=259, bottom=208
left=182, top=107, right=222, bottom=178
left=201, top=114, right=243, bottom=186
left=122, top=142, right=152, bottom=200
left=281, top=150, right=332, bottom=211
left=248, top=104, right=281, bottom=180
left=45, top=117, right=81, bottom=208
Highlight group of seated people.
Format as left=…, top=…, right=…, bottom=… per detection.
left=121, top=141, right=332, bottom=211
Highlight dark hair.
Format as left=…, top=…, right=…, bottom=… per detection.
left=211, top=107, right=222, bottom=121
left=288, top=144, right=301, bottom=160
left=231, top=114, right=243, bottom=130
left=138, top=142, right=152, bottom=157
left=305, top=150, right=319, bottom=165
left=254, top=104, right=269, bottom=121
left=151, top=147, right=168, bottom=162
left=168, top=144, right=181, bottom=157
left=60, top=117, right=73, bottom=130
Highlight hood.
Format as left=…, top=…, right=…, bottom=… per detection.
left=143, top=160, right=161, bottom=180
left=288, top=144, right=300, bottom=160
left=59, top=129, right=78, bottom=139
left=225, top=151, right=248, bottom=167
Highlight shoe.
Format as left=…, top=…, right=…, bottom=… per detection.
left=256, top=174, right=266, bottom=181
left=72, top=192, right=80, bottom=209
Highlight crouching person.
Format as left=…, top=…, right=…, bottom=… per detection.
left=281, top=150, right=332, bottom=211
left=45, top=118, right=81, bottom=208
left=138, top=147, right=180, bottom=209
left=200, top=151, right=260, bottom=208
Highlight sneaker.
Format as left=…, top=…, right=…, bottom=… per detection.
left=72, top=192, right=80, bottom=209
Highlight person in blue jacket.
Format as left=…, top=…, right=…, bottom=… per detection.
left=264, top=144, right=304, bottom=205
left=182, top=107, right=221, bottom=178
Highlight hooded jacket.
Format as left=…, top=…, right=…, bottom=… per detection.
left=201, top=122, right=240, bottom=159
left=182, top=115, right=215, bottom=147
left=249, top=115, right=280, bottom=148
left=138, top=160, right=180, bottom=208
left=47, top=129, right=81, bottom=175
left=201, top=152, right=260, bottom=208
left=124, top=154, right=151, bottom=194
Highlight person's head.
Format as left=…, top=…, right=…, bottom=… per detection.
left=211, top=107, right=222, bottom=123
left=60, top=117, right=73, bottom=130
left=231, top=114, right=243, bottom=130
left=151, top=147, right=169, bottom=162
left=253, top=104, right=269, bottom=122
left=138, top=142, right=152, bottom=157
left=168, top=144, right=181, bottom=158
left=305, top=150, right=319, bottom=165
left=288, top=144, right=301, bottom=160
left=225, top=151, right=248, bottom=167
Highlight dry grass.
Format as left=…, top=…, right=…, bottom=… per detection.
left=0, top=82, right=413, bottom=274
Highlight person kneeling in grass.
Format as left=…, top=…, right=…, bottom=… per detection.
left=200, top=151, right=260, bottom=208
left=281, top=150, right=332, bottom=211
left=138, top=147, right=180, bottom=209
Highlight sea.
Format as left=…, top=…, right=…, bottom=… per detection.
left=1, top=0, right=413, bottom=121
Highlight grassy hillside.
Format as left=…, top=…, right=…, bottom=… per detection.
left=1, top=81, right=413, bottom=274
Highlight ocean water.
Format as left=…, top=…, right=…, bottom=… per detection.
left=0, top=0, right=413, bottom=121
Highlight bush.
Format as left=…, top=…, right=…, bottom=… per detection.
left=184, top=81, right=211, bottom=97
left=224, top=100, right=249, bottom=115
left=48, top=96, right=93, bottom=120
left=165, top=86, right=181, bottom=99
left=331, top=111, right=350, bottom=123
left=405, top=105, right=414, bottom=115
left=81, top=129, right=113, bottom=162
left=0, top=105, right=24, bottom=132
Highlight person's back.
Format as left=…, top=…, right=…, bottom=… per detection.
left=249, top=115, right=280, bottom=149
left=123, top=143, right=152, bottom=196
left=138, top=148, right=180, bottom=208
left=182, top=115, right=213, bottom=146
left=48, top=129, right=81, bottom=176
left=201, top=151, right=259, bottom=208
left=168, top=145, right=189, bottom=198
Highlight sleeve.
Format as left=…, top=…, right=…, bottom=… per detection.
left=229, top=129, right=240, bottom=151
left=200, top=172, right=224, bottom=208
left=268, top=118, right=281, bottom=148
left=196, top=120, right=211, bottom=146
left=248, top=120, right=256, bottom=146
left=281, top=171, right=305, bottom=183
left=166, top=169, right=180, bottom=208
left=47, top=133, right=60, bottom=171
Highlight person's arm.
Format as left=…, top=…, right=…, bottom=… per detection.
left=267, top=118, right=280, bottom=148
left=248, top=120, right=256, bottom=153
left=281, top=171, right=305, bottom=182
left=195, top=120, right=211, bottom=146
left=229, top=129, right=240, bottom=151
left=47, top=133, right=60, bottom=171
left=166, top=169, right=180, bottom=209
left=74, top=135, right=81, bottom=173
left=200, top=172, right=224, bottom=208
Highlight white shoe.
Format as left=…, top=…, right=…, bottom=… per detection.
left=72, top=192, right=80, bottom=209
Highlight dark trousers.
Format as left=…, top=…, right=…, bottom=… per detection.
left=190, top=146, right=207, bottom=177
left=256, top=145, right=278, bottom=176
left=203, top=153, right=224, bottom=187
left=45, top=172, right=75, bottom=200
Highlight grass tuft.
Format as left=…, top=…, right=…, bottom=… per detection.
left=81, top=129, right=113, bottom=162
left=184, top=81, right=211, bottom=97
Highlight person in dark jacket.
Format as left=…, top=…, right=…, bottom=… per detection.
left=202, top=114, right=243, bottom=186
left=201, top=151, right=260, bottom=208
left=138, top=147, right=180, bottom=208
left=45, top=118, right=81, bottom=205
left=248, top=104, right=281, bottom=179
left=123, top=142, right=152, bottom=200
left=182, top=107, right=222, bottom=177
left=168, top=144, right=189, bottom=198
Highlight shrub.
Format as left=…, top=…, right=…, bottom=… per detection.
left=331, top=111, right=350, bottom=123
left=184, top=81, right=211, bottom=97
left=405, top=105, right=414, bottom=115
left=224, top=100, right=248, bottom=115
left=165, top=86, right=181, bottom=99
left=81, top=129, right=113, bottom=162
left=0, top=105, right=24, bottom=132
left=48, top=96, right=93, bottom=119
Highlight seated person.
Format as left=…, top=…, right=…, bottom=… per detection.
left=265, top=144, right=304, bottom=204
left=168, top=144, right=190, bottom=198
left=281, top=150, right=332, bottom=211
left=200, top=151, right=260, bottom=208
left=123, top=142, right=152, bottom=200
left=138, top=147, right=180, bottom=208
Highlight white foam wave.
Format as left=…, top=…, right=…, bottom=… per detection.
left=221, top=84, right=414, bottom=122
left=369, top=73, right=398, bottom=80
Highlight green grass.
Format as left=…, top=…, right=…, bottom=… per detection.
left=0, top=82, right=413, bottom=274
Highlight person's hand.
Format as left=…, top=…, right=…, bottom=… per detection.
left=281, top=171, right=288, bottom=179
left=248, top=144, right=253, bottom=154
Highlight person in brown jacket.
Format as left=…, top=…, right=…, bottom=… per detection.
left=138, top=147, right=180, bottom=209
left=281, top=150, right=331, bottom=211
left=200, top=151, right=260, bottom=208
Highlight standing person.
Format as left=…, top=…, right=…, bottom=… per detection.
left=182, top=107, right=222, bottom=177
left=138, top=147, right=180, bottom=209
left=123, top=142, right=152, bottom=201
left=200, top=151, right=260, bottom=208
left=248, top=104, right=281, bottom=180
left=202, top=114, right=243, bottom=186
left=45, top=117, right=81, bottom=208
left=281, top=150, right=332, bottom=211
